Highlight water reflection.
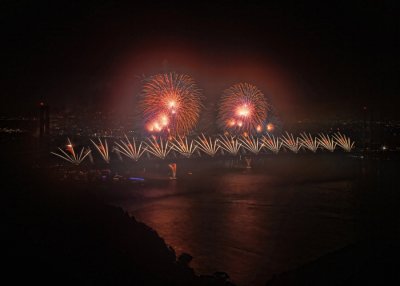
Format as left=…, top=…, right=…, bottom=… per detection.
left=116, top=155, right=359, bottom=285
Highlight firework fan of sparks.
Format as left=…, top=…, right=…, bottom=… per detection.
left=113, top=135, right=145, bottom=161
left=218, top=135, right=241, bottom=156
left=299, top=132, right=319, bottom=152
left=333, top=132, right=354, bottom=152
left=90, top=138, right=110, bottom=163
left=195, top=134, right=220, bottom=157
left=261, top=134, right=282, bottom=154
left=171, top=136, right=197, bottom=158
left=144, top=136, right=172, bottom=159
left=281, top=132, right=301, bottom=153
left=51, top=138, right=91, bottom=165
left=239, top=135, right=264, bottom=155
left=317, top=133, right=336, bottom=152
left=141, top=73, right=202, bottom=136
left=218, top=83, right=268, bottom=134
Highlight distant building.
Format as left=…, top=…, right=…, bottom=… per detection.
left=39, top=102, right=50, bottom=137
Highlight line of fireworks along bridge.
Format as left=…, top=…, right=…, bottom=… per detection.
left=51, top=132, right=355, bottom=165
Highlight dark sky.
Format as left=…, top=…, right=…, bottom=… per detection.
left=1, top=0, right=398, bottom=121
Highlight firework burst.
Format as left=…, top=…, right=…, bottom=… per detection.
left=195, top=134, right=219, bottom=157
left=218, top=83, right=268, bottom=134
left=299, top=132, right=319, bottom=152
left=144, top=136, right=172, bottom=159
left=51, top=138, right=91, bottom=165
left=261, top=134, right=282, bottom=154
left=333, top=132, right=354, bottom=152
left=114, top=135, right=145, bottom=161
left=171, top=136, right=197, bottom=158
left=317, top=133, right=336, bottom=152
left=218, top=135, right=241, bottom=155
left=239, top=135, right=263, bottom=155
left=90, top=138, right=110, bottom=163
left=141, top=73, right=202, bottom=136
left=281, top=132, right=301, bottom=153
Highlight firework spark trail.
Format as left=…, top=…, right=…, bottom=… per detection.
left=317, top=133, right=336, bottom=152
left=239, top=135, right=264, bottom=155
left=217, top=134, right=241, bottom=155
left=113, top=135, right=145, bottom=161
left=261, top=134, right=282, bottom=154
left=51, top=138, right=91, bottom=165
left=144, top=136, right=172, bottom=159
left=141, top=73, right=202, bottom=135
left=333, top=132, right=354, bottom=152
left=299, top=132, right=319, bottom=152
left=171, top=136, right=197, bottom=158
left=218, top=83, right=268, bottom=134
left=281, top=132, right=301, bottom=153
left=194, top=134, right=219, bottom=157
left=90, top=138, right=110, bottom=163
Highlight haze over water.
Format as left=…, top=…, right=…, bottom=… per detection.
left=113, top=155, right=365, bottom=285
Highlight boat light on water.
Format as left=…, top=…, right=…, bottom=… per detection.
left=128, top=177, right=145, bottom=182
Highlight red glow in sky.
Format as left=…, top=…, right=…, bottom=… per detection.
left=109, top=43, right=300, bottom=123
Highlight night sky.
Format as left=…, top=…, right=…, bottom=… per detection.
left=1, top=0, right=398, bottom=121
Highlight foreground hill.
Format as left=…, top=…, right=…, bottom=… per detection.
left=4, top=166, right=234, bottom=286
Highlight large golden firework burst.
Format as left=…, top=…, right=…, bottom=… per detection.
left=140, top=73, right=202, bottom=136
left=218, top=83, right=269, bottom=134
